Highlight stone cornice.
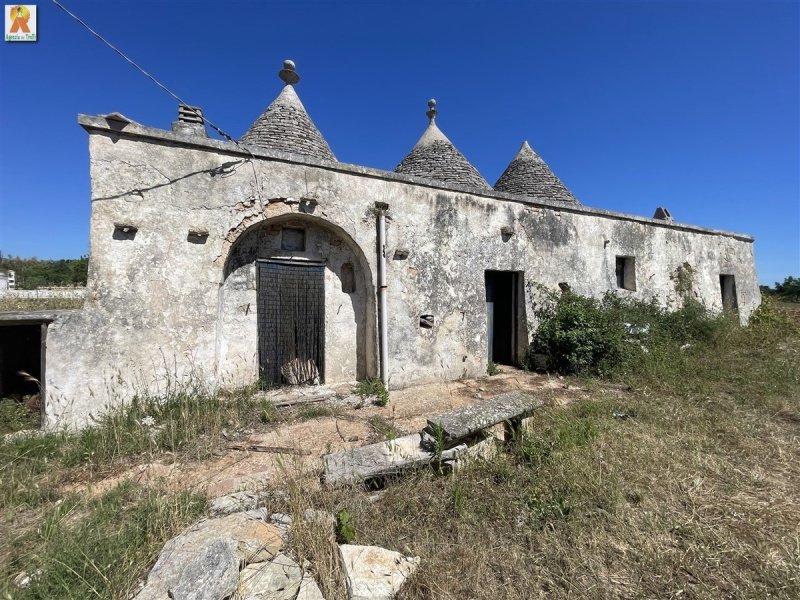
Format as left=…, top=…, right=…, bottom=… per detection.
left=77, top=114, right=754, bottom=243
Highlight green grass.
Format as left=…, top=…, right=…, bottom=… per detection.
left=367, top=415, right=400, bottom=441
left=2, top=299, right=798, bottom=598
left=1, top=483, right=205, bottom=599
left=0, top=397, right=39, bottom=435
left=353, top=377, right=389, bottom=406
left=279, top=299, right=800, bottom=599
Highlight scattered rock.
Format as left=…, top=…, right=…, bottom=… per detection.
left=339, top=544, right=420, bottom=600
left=13, top=571, right=31, bottom=589
left=303, top=508, right=336, bottom=540
left=168, top=538, right=239, bottom=600
left=238, top=553, right=303, bottom=600
left=296, top=571, right=326, bottom=600
left=135, top=511, right=284, bottom=599
left=209, top=491, right=260, bottom=516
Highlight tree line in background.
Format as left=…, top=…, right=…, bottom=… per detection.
left=1, top=251, right=797, bottom=302
left=761, top=276, right=800, bottom=303
left=0, top=254, right=89, bottom=289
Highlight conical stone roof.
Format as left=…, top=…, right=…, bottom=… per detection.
left=494, top=141, right=578, bottom=204
left=395, top=100, right=488, bottom=190
left=240, top=61, right=336, bottom=162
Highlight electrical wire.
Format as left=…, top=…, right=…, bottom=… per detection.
left=50, top=0, right=264, bottom=208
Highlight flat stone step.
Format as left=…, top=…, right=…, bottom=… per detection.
left=425, top=391, right=543, bottom=447
left=323, top=434, right=465, bottom=486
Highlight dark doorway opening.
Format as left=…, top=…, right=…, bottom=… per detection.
left=257, top=260, right=326, bottom=386
left=485, top=271, right=521, bottom=365
left=720, top=274, right=738, bottom=312
left=0, top=323, right=46, bottom=428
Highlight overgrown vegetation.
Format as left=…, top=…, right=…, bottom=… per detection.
left=0, top=397, right=39, bottom=435
left=353, top=377, right=389, bottom=406
left=528, top=287, right=739, bottom=378
left=486, top=361, right=501, bottom=376
left=4, top=484, right=205, bottom=599
left=287, top=298, right=799, bottom=599
left=0, top=254, right=88, bottom=289
left=762, top=275, right=800, bottom=302
left=0, top=295, right=84, bottom=312
left=2, top=296, right=798, bottom=598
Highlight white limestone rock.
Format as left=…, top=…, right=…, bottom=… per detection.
left=209, top=490, right=261, bottom=516
left=295, top=571, right=326, bottom=600
left=168, top=538, right=239, bottom=600
left=238, top=553, right=303, bottom=600
left=339, top=544, right=420, bottom=600
left=135, top=511, right=284, bottom=600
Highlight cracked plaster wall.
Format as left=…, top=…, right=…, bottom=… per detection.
left=43, top=129, right=759, bottom=428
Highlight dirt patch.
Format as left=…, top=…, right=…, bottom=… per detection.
left=65, top=370, right=580, bottom=500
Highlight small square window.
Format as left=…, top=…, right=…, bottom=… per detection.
left=615, top=256, right=636, bottom=291
left=281, top=227, right=305, bottom=251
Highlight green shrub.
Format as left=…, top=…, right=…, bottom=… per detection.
left=528, top=288, right=730, bottom=377
left=0, top=397, right=39, bottom=435
left=486, top=361, right=501, bottom=376
left=353, top=377, right=389, bottom=407
left=335, top=509, right=356, bottom=543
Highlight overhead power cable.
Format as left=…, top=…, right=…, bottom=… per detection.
left=50, top=0, right=264, bottom=205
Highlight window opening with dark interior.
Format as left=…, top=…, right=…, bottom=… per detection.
left=615, top=256, right=636, bottom=291
left=719, top=274, right=738, bottom=312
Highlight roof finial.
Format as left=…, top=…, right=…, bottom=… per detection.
left=279, top=59, right=300, bottom=85
left=426, top=98, right=437, bottom=123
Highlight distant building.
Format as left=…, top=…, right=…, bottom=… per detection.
left=1, top=60, right=760, bottom=429
left=0, top=269, right=15, bottom=291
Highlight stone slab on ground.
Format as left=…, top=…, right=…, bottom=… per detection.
left=424, top=391, right=543, bottom=447
left=323, top=433, right=428, bottom=484
left=339, top=544, right=420, bottom=600
left=238, top=553, right=303, bottom=600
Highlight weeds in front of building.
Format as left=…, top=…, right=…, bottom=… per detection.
left=1, top=295, right=798, bottom=598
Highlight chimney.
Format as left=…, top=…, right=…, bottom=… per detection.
left=172, top=104, right=207, bottom=137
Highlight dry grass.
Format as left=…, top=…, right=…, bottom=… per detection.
left=1, top=302, right=798, bottom=598
left=0, top=296, right=84, bottom=312
left=282, top=310, right=800, bottom=599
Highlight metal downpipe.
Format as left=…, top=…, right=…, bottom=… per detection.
left=375, top=202, right=389, bottom=385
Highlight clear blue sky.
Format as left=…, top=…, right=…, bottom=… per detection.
left=0, top=0, right=797, bottom=285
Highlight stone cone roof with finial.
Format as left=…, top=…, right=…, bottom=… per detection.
left=240, top=60, right=336, bottom=162
left=494, top=141, right=578, bottom=203
left=395, top=100, right=489, bottom=190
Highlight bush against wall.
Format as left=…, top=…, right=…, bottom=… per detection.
left=527, top=288, right=735, bottom=377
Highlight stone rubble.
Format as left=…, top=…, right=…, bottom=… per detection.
left=339, top=544, right=420, bottom=600
left=135, top=505, right=418, bottom=600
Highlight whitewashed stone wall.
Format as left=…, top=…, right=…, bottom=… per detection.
left=41, top=116, right=759, bottom=428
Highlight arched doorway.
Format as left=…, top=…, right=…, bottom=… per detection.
left=219, top=214, right=377, bottom=387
